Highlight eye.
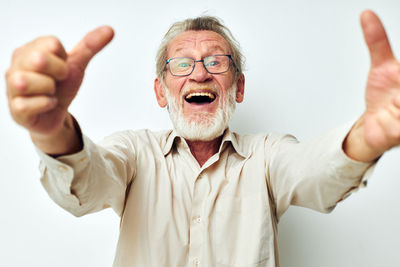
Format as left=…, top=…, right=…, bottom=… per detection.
left=207, top=61, right=219, bottom=67
left=178, top=62, right=190, bottom=68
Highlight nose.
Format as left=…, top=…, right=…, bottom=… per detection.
left=189, top=61, right=212, bottom=83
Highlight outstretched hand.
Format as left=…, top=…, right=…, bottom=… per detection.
left=6, top=26, right=114, bottom=137
left=345, top=10, right=400, bottom=161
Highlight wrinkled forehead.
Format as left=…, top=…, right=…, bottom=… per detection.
left=167, top=30, right=232, bottom=58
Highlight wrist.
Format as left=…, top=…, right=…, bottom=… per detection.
left=30, top=113, right=83, bottom=156
left=343, top=114, right=383, bottom=162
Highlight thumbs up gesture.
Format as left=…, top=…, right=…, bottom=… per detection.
left=6, top=26, right=114, bottom=154
left=344, top=11, right=400, bottom=161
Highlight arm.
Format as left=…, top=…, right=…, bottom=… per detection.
left=38, top=131, right=136, bottom=217
left=5, top=27, right=123, bottom=216
left=268, top=124, right=373, bottom=219
left=269, top=11, right=396, bottom=218
left=343, top=10, right=400, bottom=162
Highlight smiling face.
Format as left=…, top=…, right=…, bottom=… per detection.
left=154, top=30, right=245, bottom=141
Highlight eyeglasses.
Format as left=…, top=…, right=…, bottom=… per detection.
left=166, top=54, right=234, bottom=77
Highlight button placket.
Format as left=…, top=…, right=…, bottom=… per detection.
left=188, top=172, right=207, bottom=266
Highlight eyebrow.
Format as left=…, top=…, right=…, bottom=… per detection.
left=172, top=45, right=229, bottom=57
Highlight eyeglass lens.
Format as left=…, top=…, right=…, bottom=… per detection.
left=168, top=55, right=230, bottom=76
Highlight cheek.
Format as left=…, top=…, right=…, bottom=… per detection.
left=165, top=77, right=186, bottom=95
left=218, top=72, right=235, bottom=87
left=218, top=78, right=235, bottom=97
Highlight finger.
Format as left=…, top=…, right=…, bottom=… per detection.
left=10, top=95, right=58, bottom=126
left=11, top=36, right=68, bottom=79
left=11, top=36, right=67, bottom=64
left=68, top=26, right=114, bottom=71
left=17, top=50, right=69, bottom=81
left=32, top=36, right=68, bottom=60
left=7, top=71, right=56, bottom=97
left=361, top=10, right=395, bottom=66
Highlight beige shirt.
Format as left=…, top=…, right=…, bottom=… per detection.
left=37, top=123, right=373, bottom=267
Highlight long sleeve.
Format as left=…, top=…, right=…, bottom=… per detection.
left=36, top=131, right=136, bottom=217
left=266, top=122, right=375, bottom=219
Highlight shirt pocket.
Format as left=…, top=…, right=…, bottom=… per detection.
left=213, top=192, right=271, bottom=267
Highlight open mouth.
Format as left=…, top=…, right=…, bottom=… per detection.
left=185, top=92, right=216, bottom=104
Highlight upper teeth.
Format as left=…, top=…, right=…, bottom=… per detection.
left=186, top=92, right=215, bottom=99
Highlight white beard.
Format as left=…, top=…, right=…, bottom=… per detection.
left=164, top=83, right=237, bottom=141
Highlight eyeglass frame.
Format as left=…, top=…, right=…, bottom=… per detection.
left=165, top=54, right=237, bottom=77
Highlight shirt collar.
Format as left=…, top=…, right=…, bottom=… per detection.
left=162, top=128, right=248, bottom=158
left=162, top=130, right=180, bottom=156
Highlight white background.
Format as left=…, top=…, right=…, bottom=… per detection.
left=1, top=0, right=400, bottom=266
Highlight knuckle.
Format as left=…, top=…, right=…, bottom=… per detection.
left=47, top=36, right=63, bottom=52
left=30, top=51, right=48, bottom=71
left=35, top=35, right=64, bottom=55
left=9, top=71, right=26, bottom=91
left=12, top=97, right=28, bottom=114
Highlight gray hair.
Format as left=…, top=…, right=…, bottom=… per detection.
left=156, top=16, right=244, bottom=81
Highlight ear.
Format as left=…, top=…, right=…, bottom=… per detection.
left=235, top=74, right=245, bottom=103
left=154, top=77, right=168, bottom=108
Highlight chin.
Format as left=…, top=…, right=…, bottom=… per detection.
left=172, top=111, right=228, bottom=141
left=164, top=83, right=237, bottom=141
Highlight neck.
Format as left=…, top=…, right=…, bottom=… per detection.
left=186, top=136, right=223, bottom=167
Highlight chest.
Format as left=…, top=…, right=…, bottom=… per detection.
left=118, top=144, right=275, bottom=266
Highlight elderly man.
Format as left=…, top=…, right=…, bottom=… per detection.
left=5, top=10, right=400, bottom=267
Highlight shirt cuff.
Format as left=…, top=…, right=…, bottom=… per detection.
left=333, top=120, right=377, bottom=198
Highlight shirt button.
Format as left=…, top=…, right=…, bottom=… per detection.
left=193, top=216, right=201, bottom=223
left=58, top=165, right=68, bottom=172
left=193, top=258, right=200, bottom=266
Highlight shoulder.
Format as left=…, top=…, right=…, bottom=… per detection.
left=98, top=129, right=173, bottom=149
left=231, top=131, right=298, bottom=154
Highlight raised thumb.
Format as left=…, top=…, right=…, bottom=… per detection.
left=361, top=10, right=394, bottom=66
left=68, top=26, right=114, bottom=71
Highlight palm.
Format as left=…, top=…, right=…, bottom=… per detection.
left=364, top=60, right=400, bottom=149
left=361, top=11, right=400, bottom=152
